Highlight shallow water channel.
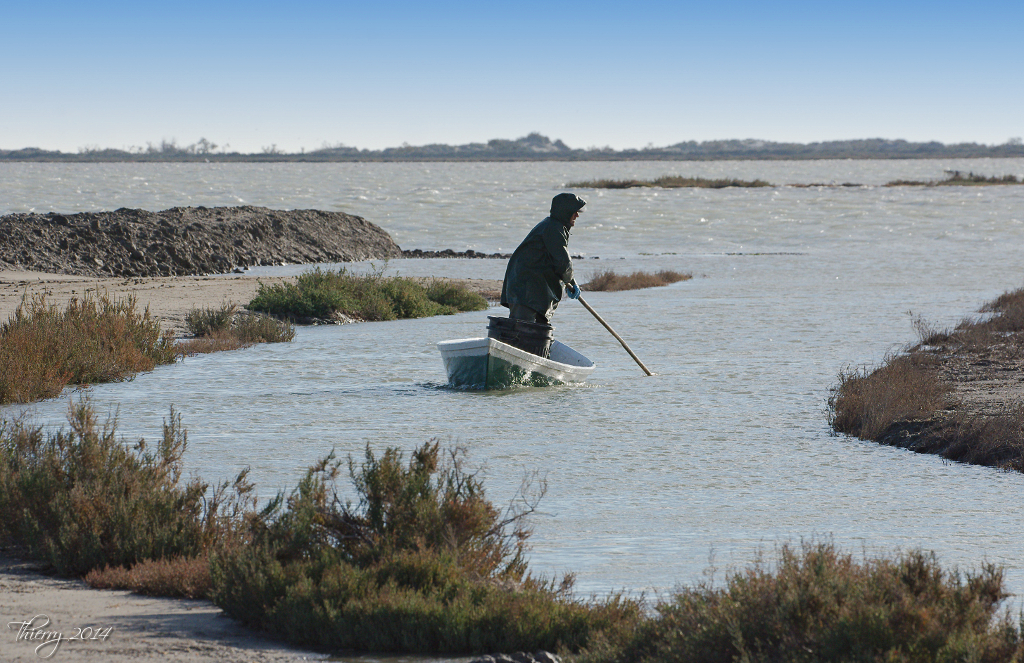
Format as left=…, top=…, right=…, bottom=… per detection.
left=3, top=159, right=1024, bottom=601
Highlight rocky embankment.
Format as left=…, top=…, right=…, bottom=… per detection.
left=0, top=206, right=402, bottom=277
left=402, top=247, right=510, bottom=259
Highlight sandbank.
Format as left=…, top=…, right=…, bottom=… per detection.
left=0, top=270, right=503, bottom=337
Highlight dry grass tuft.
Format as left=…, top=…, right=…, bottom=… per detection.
left=178, top=303, right=295, bottom=356
left=85, top=556, right=211, bottom=599
left=828, top=354, right=950, bottom=441
left=582, top=269, right=692, bottom=292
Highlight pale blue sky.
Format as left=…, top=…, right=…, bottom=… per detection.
left=2, top=0, right=1021, bottom=152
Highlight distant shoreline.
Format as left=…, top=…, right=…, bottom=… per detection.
left=4, top=133, right=1023, bottom=162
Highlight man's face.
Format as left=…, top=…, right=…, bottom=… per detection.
left=569, top=209, right=582, bottom=228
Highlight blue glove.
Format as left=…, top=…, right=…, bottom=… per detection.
left=566, top=283, right=581, bottom=300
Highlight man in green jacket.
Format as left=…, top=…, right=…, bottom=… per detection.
left=500, top=192, right=586, bottom=325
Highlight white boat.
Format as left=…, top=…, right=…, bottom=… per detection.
left=437, top=337, right=596, bottom=389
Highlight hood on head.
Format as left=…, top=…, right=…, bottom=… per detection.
left=550, top=193, right=587, bottom=223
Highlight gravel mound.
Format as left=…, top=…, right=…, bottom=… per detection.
left=0, top=206, right=402, bottom=277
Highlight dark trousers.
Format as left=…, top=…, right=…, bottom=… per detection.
left=509, top=303, right=550, bottom=325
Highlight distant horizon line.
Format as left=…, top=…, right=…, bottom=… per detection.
left=3, top=133, right=1023, bottom=162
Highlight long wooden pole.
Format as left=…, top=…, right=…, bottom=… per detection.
left=577, top=295, right=653, bottom=376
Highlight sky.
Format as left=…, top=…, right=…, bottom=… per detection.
left=1, top=0, right=1022, bottom=153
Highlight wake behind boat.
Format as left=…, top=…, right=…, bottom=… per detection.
left=437, top=336, right=595, bottom=390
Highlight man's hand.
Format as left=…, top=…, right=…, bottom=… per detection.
left=566, top=282, right=581, bottom=300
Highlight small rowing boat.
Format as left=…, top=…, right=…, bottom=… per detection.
left=437, top=337, right=596, bottom=389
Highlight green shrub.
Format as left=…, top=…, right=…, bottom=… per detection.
left=0, top=402, right=253, bottom=576
left=578, top=542, right=1023, bottom=663
left=210, top=442, right=641, bottom=653
left=248, top=266, right=486, bottom=322
left=0, top=293, right=178, bottom=404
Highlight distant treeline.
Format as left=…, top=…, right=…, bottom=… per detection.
left=3, top=133, right=1024, bottom=162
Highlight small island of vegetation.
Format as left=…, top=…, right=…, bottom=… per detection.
left=567, top=175, right=772, bottom=189
left=247, top=266, right=488, bottom=322
left=582, top=269, right=692, bottom=292
left=885, top=170, right=1023, bottom=187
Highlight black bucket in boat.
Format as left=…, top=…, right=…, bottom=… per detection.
left=487, top=316, right=554, bottom=358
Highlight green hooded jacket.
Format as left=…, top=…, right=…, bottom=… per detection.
left=500, top=193, right=586, bottom=318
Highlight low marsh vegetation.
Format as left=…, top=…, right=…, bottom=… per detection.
left=2, top=405, right=1021, bottom=657
left=886, top=170, right=1023, bottom=187
left=567, top=175, right=772, bottom=189
left=582, top=269, right=692, bottom=292
left=579, top=542, right=1023, bottom=663
left=0, top=295, right=295, bottom=405
left=0, top=402, right=254, bottom=577
left=0, top=293, right=177, bottom=405
left=178, top=302, right=295, bottom=355
left=210, top=442, right=641, bottom=653
left=248, top=266, right=488, bottom=321
left=829, top=288, right=1024, bottom=471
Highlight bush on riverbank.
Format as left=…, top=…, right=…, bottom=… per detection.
left=582, top=269, right=692, bottom=292
left=209, top=441, right=642, bottom=653
left=567, top=176, right=772, bottom=189
left=578, top=541, right=1023, bottom=663
left=0, top=293, right=178, bottom=405
left=247, top=266, right=488, bottom=321
left=178, top=303, right=295, bottom=355
left=0, top=403, right=252, bottom=577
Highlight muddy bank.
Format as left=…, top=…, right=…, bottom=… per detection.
left=0, top=206, right=402, bottom=278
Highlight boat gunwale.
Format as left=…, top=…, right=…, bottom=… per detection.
left=437, top=337, right=595, bottom=374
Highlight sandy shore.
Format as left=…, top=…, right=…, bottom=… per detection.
left=0, top=555, right=323, bottom=662
left=0, top=270, right=503, bottom=337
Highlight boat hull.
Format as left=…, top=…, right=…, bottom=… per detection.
left=437, top=337, right=595, bottom=389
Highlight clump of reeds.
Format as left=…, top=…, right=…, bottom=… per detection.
left=567, top=176, right=772, bottom=189
left=886, top=170, right=1023, bottom=187
left=0, top=292, right=178, bottom=405
left=0, top=402, right=254, bottom=578
left=178, top=303, right=295, bottom=355
left=247, top=266, right=488, bottom=321
left=578, top=541, right=1023, bottom=663
left=582, top=269, right=692, bottom=292
left=209, top=441, right=642, bottom=653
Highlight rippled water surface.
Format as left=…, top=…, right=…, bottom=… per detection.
left=3, top=160, right=1024, bottom=598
